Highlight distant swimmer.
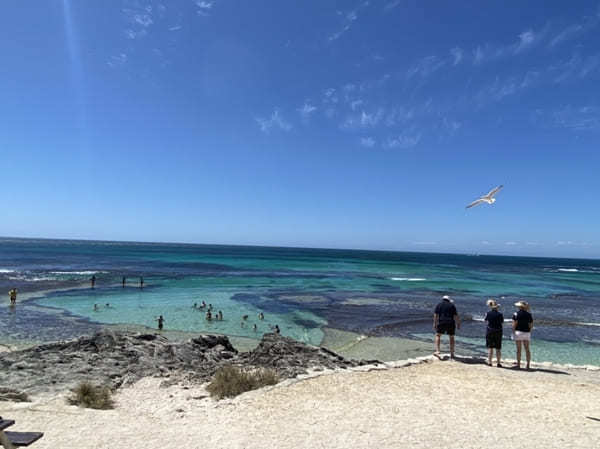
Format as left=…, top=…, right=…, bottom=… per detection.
left=217, top=310, right=223, bottom=320
left=122, top=276, right=126, bottom=288
left=8, top=288, right=17, bottom=306
left=105, top=303, right=111, bottom=308
left=93, top=304, right=99, bottom=311
left=193, top=303, right=198, bottom=309
left=274, top=324, right=280, bottom=334
left=91, top=275, right=96, bottom=289
left=208, top=303, right=213, bottom=311
left=140, top=276, right=144, bottom=289
left=206, top=310, right=212, bottom=321
left=156, top=315, right=165, bottom=330
left=258, top=312, right=264, bottom=320
left=242, top=315, right=248, bottom=320
left=200, top=301, right=206, bottom=309
left=253, top=323, right=257, bottom=332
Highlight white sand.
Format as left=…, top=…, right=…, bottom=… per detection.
left=1, top=359, right=599, bottom=449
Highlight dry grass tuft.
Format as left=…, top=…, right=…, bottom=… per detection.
left=207, top=365, right=279, bottom=399
left=68, top=381, right=115, bottom=409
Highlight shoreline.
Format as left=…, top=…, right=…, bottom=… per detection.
left=3, top=284, right=599, bottom=369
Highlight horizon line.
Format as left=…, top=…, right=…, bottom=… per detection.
left=1, top=235, right=598, bottom=262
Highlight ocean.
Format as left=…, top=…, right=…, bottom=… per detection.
left=1, top=238, right=599, bottom=365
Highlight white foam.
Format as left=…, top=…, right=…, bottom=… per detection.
left=575, top=322, right=600, bottom=327
left=0, top=269, right=15, bottom=273
left=558, top=268, right=579, bottom=272
left=50, top=271, right=105, bottom=275
left=390, top=277, right=426, bottom=281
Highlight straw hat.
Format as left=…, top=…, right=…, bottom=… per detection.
left=514, top=300, right=529, bottom=310
left=486, top=299, right=500, bottom=309
left=442, top=295, right=454, bottom=303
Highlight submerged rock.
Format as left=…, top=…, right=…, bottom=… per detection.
left=0, top=330, right=378, bottom=396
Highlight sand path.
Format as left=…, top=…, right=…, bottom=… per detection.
left=1, top=359, right=599, bottom=449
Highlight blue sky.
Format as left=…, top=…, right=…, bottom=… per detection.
left=1, top=1, right=600, bottom=258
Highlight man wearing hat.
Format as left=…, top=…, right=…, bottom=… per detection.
left=433, top=295, right=460, bottom=359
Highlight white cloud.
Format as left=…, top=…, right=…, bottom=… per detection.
left=256, top=109, right=292, bottom=134
left=481, top=241, right=491, bottom=245
left=515, top=30, right=536, bottom=53
left=298, top=103, right=317, bottom=120
left=195, top=1, right=215, bottom=15
left=473, top=45, right=485, bottom=65
left=328, top=2, right=369, bottom=42
left=450, top=47, right=463, bottom=65
left=342, top=108, right=384, bottom=129
left=552, top=105, right=600, bottom=131
left=406, top=55, right=446, bottom=79
left=360, top=137, right=376, bottom=147
left=505, top=241, right=518, bottom=246
left=384, top=0, right=402, bottom=11
left=383, top=132, right=421, bottom=149
left=549, top=24, right=584, bottom=48
left=412, top=241, right=437, bottom=245
left=169, top=25, right=183, bottom=31
left=350, top=99, right=364, bottom=111
left=107, top=53, right=128, bottom=68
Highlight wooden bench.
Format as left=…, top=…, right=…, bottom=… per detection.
left=0, top=418, right=43, bottom=448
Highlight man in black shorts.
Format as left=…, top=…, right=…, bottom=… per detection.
left=433, top=295, right=460, bottom=359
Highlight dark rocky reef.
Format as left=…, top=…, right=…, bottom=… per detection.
left=0, top=330, right=379, bottom=398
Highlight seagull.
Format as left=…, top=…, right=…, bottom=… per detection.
left=466, top=185, right=503, bottom=209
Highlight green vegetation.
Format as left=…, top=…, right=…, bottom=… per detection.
left=67, top=381, right=115, bottom=409
left=207, top=365, right=279, bottom=399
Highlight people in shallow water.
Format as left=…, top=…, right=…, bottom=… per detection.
left=253, top=324, right=257, bottom=332
left=8, top=288, right=17, bottom=305
left=192, top=303, right=198, bottom=309
left=199, top=301, right=206, bottom=309
left=258, top=312, right=264, bottom=320
left=156, top=315, right=165, bottom=330
left=208, top=303, right=213, bottom=311
left=90, top=275, right=96, bottom=289
left=105, top=303, right=111, bottom=308
left=217, top=310, right=223, bottom=320
left=140, top=276, right=144, bottom=289
left=274, top=324, right=280, bottom=334
left=93, top=304, right=99, bottom=311
left=122, top=276, right=126, bottom=288
left=206, top=310, right=212, bottom=321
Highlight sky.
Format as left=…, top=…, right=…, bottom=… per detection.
left=1, top=0, right=600, bottom=258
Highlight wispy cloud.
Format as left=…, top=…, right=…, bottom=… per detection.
left=549, top=23, right=584, bottom=47
left=169, top=25, right=183, bottom=31
left=505, top=241, right=518, bottom=246
left=195, top=1, right=215, bottom=16
left=515, top=30, right=536, bottom=53
left=328, top=2, right=369, bottom=42
left=450, top=47, right=463, bottom=65
left=298, top=102, right=317, bottom=120
left=342, top=109, right=385, bottom=129
left=551, top=53, right=600, bottom=83
left=406, top=55, right=446, bottom=79
left=553, top=105, right=600, bottom=131
left=256, top=109, right=292, bottom=134
left=383, top=132, right=421, bottom=149
left=360, top=136, right=376, bottom=148
left=107, top=53, right=128, bottom=68
left=384, top=0, right=401, bottom=11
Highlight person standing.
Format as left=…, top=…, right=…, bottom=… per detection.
left=8, top=288, right=17, bottom=306
left=90, top=275, right=96, bottom=289
left=485, top=299, right=504, bottom=367
left=156, top=315, right=165, bottom=330
left=122, top=276, right=126, bottom=288
left=512, top=301, right=533, bottom=370
left=433, top=295, right=460, bottom=359
left=140, top=276, right=144, bottom=289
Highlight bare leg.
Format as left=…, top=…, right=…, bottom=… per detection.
left=449, top=335, right=455, bottom=358
left=496, top=349, right=502, bottom=366
left=487, top=348, right=493, bottom=365
left=516, top=341, right=522, bottom=368
left=523, top=340, right=531, bottom=369
left=434, top=334, right=441, bottom=355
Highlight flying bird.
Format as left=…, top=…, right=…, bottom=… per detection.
left=466, top=185, right=504, bottom=209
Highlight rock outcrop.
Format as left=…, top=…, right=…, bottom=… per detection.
left=0, top=330, right=378, bottom=398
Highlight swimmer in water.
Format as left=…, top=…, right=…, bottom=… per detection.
left=218, top=310, right=223, bottom=320
left=156, top=315, right=165, bottom=330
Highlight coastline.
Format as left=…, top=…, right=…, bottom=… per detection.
left=1, top=350, right=598, bottom=449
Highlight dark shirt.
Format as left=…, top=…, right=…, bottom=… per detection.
left=512, top=310, right=533, bottom=332
left=434, top=300, right=458, bottom=324
left=485, top=310, right=504, bottom=332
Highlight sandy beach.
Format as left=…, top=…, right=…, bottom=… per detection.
left=2, top=357, right=599, bottom=449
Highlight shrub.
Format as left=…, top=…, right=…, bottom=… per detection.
left=67, top=381, right=115, bottom=409
left=206, top=365, right=279, bottom=399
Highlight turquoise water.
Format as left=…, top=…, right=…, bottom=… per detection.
left=1, top=238, right=599, bottom=365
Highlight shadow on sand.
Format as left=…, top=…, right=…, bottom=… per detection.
left=436, top=355, right=570, bottom=376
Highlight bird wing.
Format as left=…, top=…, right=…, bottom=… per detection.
left=466, top=198, right=485, bottom=209
left=486, top=185, right=503, bottom=198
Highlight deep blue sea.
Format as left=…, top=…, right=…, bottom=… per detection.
left=1, top=238, right=599, bottom=365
